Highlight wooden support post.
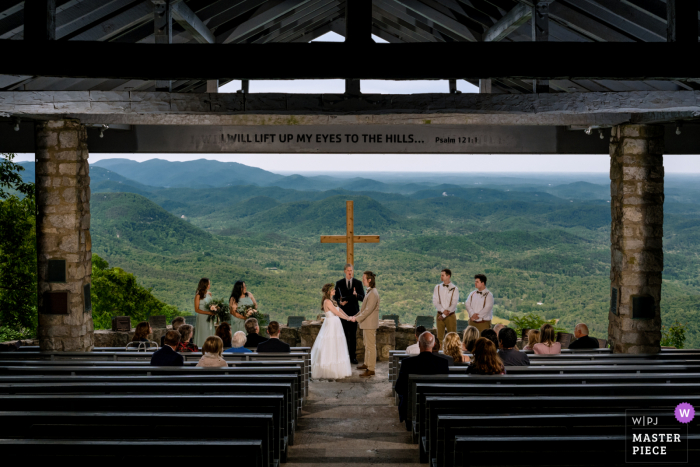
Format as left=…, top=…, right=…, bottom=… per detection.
left=345, top=0, right=373, bottom=96
left=24, top=0, right=55, bottom=42
left=153, top=0, right=172, bottom=92
left=241, top=80, right=249, bottom=94
left=667, top=0, right=699, bottom=43
left=479, top=79, right=492, bottom=94
left=345, top=79, right=361, bottom=96
left=532, top=0, right=551, bottom=93
left=206, top=80, right=218, bottom=93
left=449, top=79, right=458, bottom=94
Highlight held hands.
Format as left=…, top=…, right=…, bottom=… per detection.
left=472, top=313, right=480, bottom=321
left=436, top=311, right=444, bottom=321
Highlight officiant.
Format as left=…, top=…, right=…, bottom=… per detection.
left=335, top=263, right=365, bottom=364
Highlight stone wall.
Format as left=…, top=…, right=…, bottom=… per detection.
left=36, top=119, right=94, bottom=351
left=608, top=124, right=664, bottom=354
left=395, top=324, right=416, bottom=351
left=299, top=319, right=323, bottom=348
left=280, top=325, right=300, bottom=347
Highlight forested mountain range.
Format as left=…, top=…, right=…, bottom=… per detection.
left=18, top=159, right=700, bottom=347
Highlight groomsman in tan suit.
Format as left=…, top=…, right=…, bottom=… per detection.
left=352, top=270, right=380, bottom=377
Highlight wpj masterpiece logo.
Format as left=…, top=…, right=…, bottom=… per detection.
left=625, top=404, right=694, bottom=463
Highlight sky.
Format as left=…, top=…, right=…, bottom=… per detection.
left=13, top=32, right=700, bottom=174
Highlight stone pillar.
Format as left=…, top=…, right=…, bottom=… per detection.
left=608, top=124, right=664, bottom=354
left=36, top=119, right=94, bottom=351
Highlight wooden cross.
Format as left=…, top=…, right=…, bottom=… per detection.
left=320, top=200, right=380, bottom=266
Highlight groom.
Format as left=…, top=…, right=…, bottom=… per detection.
left=335, top=263, right=365, bottom=364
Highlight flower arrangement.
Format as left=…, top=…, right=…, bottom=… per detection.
left=206, top=298, right=231, bottom=323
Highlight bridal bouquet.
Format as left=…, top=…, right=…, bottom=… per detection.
left=207, top=298, right=231, bottom=323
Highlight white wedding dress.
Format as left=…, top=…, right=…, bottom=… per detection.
left=311, top=300, right=352, bottom=379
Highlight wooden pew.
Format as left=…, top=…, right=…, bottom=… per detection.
left=408, top=372, right=700, bottom=429
left=0, top=351, right=311, bottom=397
left=0, top=366, right=302, bottom=414
left=452, top=433, right=699, bottom=467
left=0, top=362, right=306, bottom=402
left=0, top=411, right=276, bottom=467
left=1, top=393, right=288, bottom=462
left=410, top=377, right=700, bottom=449
left=439, top=412, right=640, bottom=467
left=0, top=379, right=297, bottom=445
left=425, top=394, right=700, bottom=466
left=0, top=439, right=265, bottom=464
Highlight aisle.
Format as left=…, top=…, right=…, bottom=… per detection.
left=286, top=361, right=420, bottom=466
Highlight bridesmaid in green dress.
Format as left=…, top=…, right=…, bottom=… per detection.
left=194, top=277, right=217, bottom=348
left=229, top=280, right=258, bottom=336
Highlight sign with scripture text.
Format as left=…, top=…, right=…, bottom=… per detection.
left=135, top=125, right=560, bottom=154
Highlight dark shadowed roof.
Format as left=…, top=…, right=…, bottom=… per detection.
left=1, top=0, right=699, bottom=93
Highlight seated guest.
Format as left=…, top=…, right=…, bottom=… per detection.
left=523, top=329, right=540, bottom=351
left=533, top=323, right=561, bottom=354
left=405, top=326, right=426, bottom=355
left=132, top=321, right=154, bottom=348
left=461, top=325, right=480, bottom=353
left=395, top=331, right=450, bottom=425
left=467, top=337, right=506, bottom=375
left=176, top=324, right=198, bottom=352
left=216, top=322, right=233, bottom=348
left=568, top=323, right=600, bottom=349
left=480, top=328, right=499, bottom=349
left=444, top=332, right=470, bottom=365
left=150, top=331, right=184, bottom=366
left=224, top=331, right=253, bottom=354
left=256, top=321, right=291, bottom=353
left=498, top=327, right=530, bottom=366
left=161, top=316, right=186, bottom=347
left=493, top=323, right=505, bottom=337
left=244, top=317, right=268, bottom=349
left=196, top=336, right=228, bottom=367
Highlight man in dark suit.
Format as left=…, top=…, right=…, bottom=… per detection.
left=256, top=321, right=291, bottom=353
left=498, top=327, right=530, bottom=366
left=150, top=330, right=184, bottom=366
left=568, top=323, right=600, bottom=349
left=395, top=332, right=449, bottom=427
left=335, top=263, right=365, bottom=364
left=244, top=317, right=268, bottom=349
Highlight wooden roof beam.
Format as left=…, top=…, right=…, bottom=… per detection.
left=393, top=0, right=482, bottom=41
left=483, top=1, right=530, bottom=42
left=667, top=0, right=699, bottom=43
left=172, top=0, right=215, bottom=44
left=4, top=40, right=700, bottom=80
left=217, top=0, right=314, bottom=44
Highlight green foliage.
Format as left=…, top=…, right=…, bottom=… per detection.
left=508, top=312, right=568, bottom=336
left=661, top=320, right=687, bottom=349
left=0, top=154, right=37, bottom=340
left=90, top=254, right=187, bottom=329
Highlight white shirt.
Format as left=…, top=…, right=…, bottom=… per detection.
left=433, top=282, right=459, bottom=317
left=405, top=342, right=420, bottom=355
left=465, top=288, right=494, bottom=322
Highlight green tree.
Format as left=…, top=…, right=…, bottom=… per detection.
left=0, top=154, right=37, bottom=341
left=90, top=254, right=186, bottom=329
left=508, top=312, right=567, bottom=336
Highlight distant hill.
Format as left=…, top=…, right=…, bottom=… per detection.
left=237, top=195, right=402, bottom=235
left=93, top=158, right=284, bottom=188
left=90, top=192, right=215, bottom=255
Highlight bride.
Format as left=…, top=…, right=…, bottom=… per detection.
left=311, top=283, right=353, bottom=379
